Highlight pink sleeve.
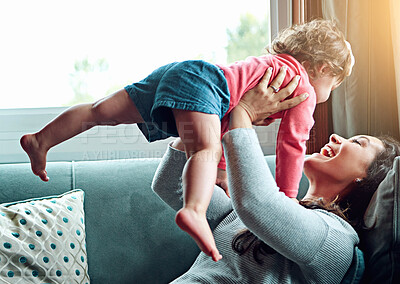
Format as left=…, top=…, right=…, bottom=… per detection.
left=218, top=152, right=227, bottom=170
left=275, top=94, right=315, bottom=198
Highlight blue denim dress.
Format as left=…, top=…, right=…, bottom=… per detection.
left=124, top=60, right=230, bottom=142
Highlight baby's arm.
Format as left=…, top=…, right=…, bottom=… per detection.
left=151, top=141, right=233, bottom=231
left=275, top=90, right=315, bottom=198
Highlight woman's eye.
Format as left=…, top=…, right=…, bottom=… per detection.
left=351, top=139, right=362, bottom=146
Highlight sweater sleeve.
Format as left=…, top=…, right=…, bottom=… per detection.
left=274, top=91, right=315, bottom=198
left=222, top=128, right=354, bottom=265
left=151, top=142, right=233, bottom=230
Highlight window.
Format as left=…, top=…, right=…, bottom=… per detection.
left=1, top=0, right=271, bottom=109
left=1, top=0, right=278, bottom=163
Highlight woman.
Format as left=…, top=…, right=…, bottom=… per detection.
left=152, top=68, right=400, bottom=283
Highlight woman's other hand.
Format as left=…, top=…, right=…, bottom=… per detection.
left=235, top=66, right=309, bottom=127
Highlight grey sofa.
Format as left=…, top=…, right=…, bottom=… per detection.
left=0, top=155, right=396, bottom=283
left=0, top=155, right=308, bottom=283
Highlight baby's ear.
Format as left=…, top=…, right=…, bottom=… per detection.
left=317, top=63, right=332, bottom=76
left=303, top=61, right=316, bottom=78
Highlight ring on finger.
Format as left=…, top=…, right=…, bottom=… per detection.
left=270, top=85, right=280, bottom=93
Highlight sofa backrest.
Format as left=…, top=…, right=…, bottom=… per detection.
left=0, top=156, right=309, bottom=283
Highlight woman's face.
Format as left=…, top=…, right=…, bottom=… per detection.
left=304, top=134, right=385, bottom=196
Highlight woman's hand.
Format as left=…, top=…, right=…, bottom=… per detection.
left=230, top=66, right=309, bottom=129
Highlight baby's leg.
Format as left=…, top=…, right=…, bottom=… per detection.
left=173, top=109, right=223, bottom=262
left=21, top=89, right=143, bottom=181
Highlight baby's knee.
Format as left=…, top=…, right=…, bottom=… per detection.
left=207, top=145, right=223, bottom=165
left=186, top=141, right=222, bottom=162
left=211, top=144, right=223, bottom=159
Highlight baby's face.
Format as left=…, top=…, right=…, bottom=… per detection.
left=310, top=75, right=340, bottom=104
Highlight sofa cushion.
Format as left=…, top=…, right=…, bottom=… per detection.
left=73, top=159, right=199, bottom=283
left=0, top=189, right=89, bottom=283
left=361, top=157, right=400, bottom=283
left=264, top=155, right=309, bottom=199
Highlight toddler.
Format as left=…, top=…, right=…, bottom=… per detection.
left=21, top=19, right=354, bottom=262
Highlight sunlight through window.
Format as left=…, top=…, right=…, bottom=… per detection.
left=1, top=0, right=270, bottom=109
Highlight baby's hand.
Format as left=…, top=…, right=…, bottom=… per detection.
left=216, top=168, right=229, bottom=197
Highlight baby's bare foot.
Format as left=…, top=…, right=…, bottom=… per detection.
left=20, top=134, right=49, bottom=182
left=176, top=208, right=222, bottom=262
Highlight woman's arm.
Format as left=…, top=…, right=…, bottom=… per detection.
left=224, top=86, right=355, bottom=265
left=151, top=140, right=188, bottom=212
left=223, top=127, right=329, bottom=263
left=151, top=140, right=233, bottom=230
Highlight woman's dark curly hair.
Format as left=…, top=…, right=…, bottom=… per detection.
left=232, top=135, right=400, bottom=264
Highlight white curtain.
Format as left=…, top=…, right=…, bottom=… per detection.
left=322, top=0, right=400, bottom=139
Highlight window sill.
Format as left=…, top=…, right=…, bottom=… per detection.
left=1, top=107, right=279, bottom=164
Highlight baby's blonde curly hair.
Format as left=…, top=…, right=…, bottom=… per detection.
left=268, top=19, right=354, bottom=83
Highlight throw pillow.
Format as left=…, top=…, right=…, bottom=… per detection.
left=0, top=189, right=89, bottom=283
left=362, top=157, right=400, bottom=283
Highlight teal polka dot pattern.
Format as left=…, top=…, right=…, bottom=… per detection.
left=11, top=232, right=20, bottom=238
left=0, top=189, right=89, bottom=283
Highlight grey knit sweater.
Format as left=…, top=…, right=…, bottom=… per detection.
left=152, top=128, right=359, bottom=284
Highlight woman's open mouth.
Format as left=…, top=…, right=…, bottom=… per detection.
left=320, top=145, right=336, bottom=158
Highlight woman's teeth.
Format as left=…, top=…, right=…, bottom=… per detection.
left=321, top=146, right=335, bottom=157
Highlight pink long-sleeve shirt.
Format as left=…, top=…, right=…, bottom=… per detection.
left=217, top=54, right=316, bottom=198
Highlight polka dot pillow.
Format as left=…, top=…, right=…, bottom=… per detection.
left=0, top=189, right=89, bottom=283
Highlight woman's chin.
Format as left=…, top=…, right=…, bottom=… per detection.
left=305, top=153, right=328, bottom=161
left=304, top=153, right=330, bottom=177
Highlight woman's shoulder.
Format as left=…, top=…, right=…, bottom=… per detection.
left=313, top=209, right=359, bottom=241
left=305, top=209, right=359, bottom=281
